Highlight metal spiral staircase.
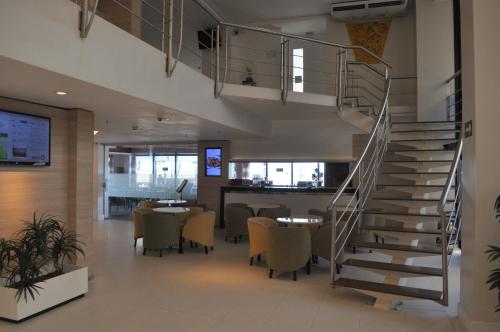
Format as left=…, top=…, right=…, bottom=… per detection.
left=76, top=0, right=462, bottom=310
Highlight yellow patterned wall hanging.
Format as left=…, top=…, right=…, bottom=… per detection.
left=346, top=21, right=391, bottom=64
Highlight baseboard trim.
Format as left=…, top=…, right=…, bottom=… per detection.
left=458, top=303, right=500, bottom=332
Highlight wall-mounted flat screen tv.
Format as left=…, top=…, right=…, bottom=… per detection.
left=205, top=147, right=222, bottom=177
left=0, top=109, right=51, bottom=166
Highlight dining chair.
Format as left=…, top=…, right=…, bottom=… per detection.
left=143, top=212, right=181, bottom=257
left=224, top=206, right=253, bottom=243
left=260, top=207, right=291, bottom=220
left=182, top=211, right=216, bottom=254
left=132, top=207, right=154, bottom=248
left=247, top=217, right=278, bottom=266
left=267, top=226, right=311, bottom=281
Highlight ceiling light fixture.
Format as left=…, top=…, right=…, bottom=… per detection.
left=93, top=130, right=99, bottom=135
left=55, top=91, right=67, bottom=95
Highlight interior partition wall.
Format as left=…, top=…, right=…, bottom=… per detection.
left=103, top=145, right=198, bottom=217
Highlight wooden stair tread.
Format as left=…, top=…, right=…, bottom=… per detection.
left=343, top=259, right=443, bottom=276
left=371, top=197, right=453, bottom=202
left=349, top=241, right=449, bottom=254
left=391, top=129, right=461, bottom=133
left=391, top=138, right=457, bottom=141
left=381, top=171, right=450, bottom=175
left=377, top=184, right=452, bottom=188
left=391, top=120, right=461, bottom=125
left=387, top=149, right=456, bottom=152
left=360, top=225, right=441, bottom=235
left=363, top=211, right=440, bottom=218
left=383, top=160, right=452, bottom=163
left=333, top=278, right=443, bottom=301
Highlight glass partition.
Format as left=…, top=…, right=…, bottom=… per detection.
left=104, top=145, right=198, bottom=217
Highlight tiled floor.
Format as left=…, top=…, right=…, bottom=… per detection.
left=0, top=219, right=465, bottom=332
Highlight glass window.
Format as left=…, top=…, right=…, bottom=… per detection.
left=292, top=162, right=325, bottom=187
left=154, top=155, right=176, bottom=197
left=176, top=155, right=198, bottom=200
left=229, top=162, right=267, bottom=181
left=293, top=48, right=304, bottom=92
left=293, top=162, right=317, bottom=186
left=135, top=155, right=153, bottom=186
left=267, top=162, right=292, bottom=186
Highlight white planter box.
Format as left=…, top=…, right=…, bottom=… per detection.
left=0, top=265, right=88, bottom=322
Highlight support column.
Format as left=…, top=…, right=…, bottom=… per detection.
left=459, top=1, right=500, bottom=331
left=68, top=109, right=95, bottom=277
left=415, top=0, right=454, bottom=121
left=197, top=140, right=230, bottom=227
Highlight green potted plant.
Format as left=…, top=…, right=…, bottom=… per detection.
left=485, top=195, right=500, bottom=312
left=0, top=213, right=88, bottom=322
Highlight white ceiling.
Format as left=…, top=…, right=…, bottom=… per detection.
left=205, top=0, right=341, bottom=24
left=0, top=56, right=256, bottom=145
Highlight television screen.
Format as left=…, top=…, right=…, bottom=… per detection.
left=205, top=147, right=222, bottom=177
left=0, top=109, right=51, bottom=166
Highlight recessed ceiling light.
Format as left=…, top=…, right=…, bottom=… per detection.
left=55, top=91, right=67, bottom=95
left=93, top=130, right=99, bottom=135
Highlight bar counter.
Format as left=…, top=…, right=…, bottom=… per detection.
left=219, top=185, right=354, bottom=227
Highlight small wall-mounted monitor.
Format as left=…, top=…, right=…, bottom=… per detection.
left=0, top=109, right=51, bottom=166
left=205, top=147, right=222, bottom=177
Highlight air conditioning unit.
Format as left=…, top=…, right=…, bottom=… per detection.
left=331, top=0, right=409, bottom=21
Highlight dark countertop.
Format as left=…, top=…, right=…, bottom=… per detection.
left=221, top=185, right=354, bottom=194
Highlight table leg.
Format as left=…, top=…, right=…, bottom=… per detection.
left=178, top=232, right=184, bottom=254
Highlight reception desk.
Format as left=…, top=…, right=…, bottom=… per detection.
left=219, top=186, right=355, bottom=227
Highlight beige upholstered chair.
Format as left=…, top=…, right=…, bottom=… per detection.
left=182, top=211, right=216, bottom=254
left=224, top=206, right=253, bottom=243
left=311, top=222, right=346, bottom=272
left=267, top=226, right=311, bottom=281
left=247, top=217, right=278, bottom=265
left=133, top=207, right=153, bottom=248
left=175, top=206, right=204, bottom=225
left=143, top=213, right=181, bottom=257
left=260, top=207, right=291, bottom=220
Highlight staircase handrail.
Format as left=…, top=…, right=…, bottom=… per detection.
left=328, top=78, right=391, bottom=209
left=438, top=136, right=462, bottom=306
left=438, top=137, right=463, bottom=215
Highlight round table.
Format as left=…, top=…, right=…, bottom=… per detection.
left=277, top=214, right=323, bottom=227
left=157, top=199, right=187, bottom=206
left=153, top=207, right=190, bottom=214
left=247, top=204, right=281, bottom=216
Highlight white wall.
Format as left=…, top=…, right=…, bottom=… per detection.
left=226, top=9, right=417, bottom=106
left=459, top=1, right=500, bottom=331
left=230, top=115, right=362, bottom=161
left=416, top=0, right=455, bottom=121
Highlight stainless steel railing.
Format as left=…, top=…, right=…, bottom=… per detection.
left=438, top=137, right=462, bottom=306
left=445, top=70, right=462, bottom=121
left=328, top=76, right=392, bottom=283
left=76, top=0, right=393, bottom=105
